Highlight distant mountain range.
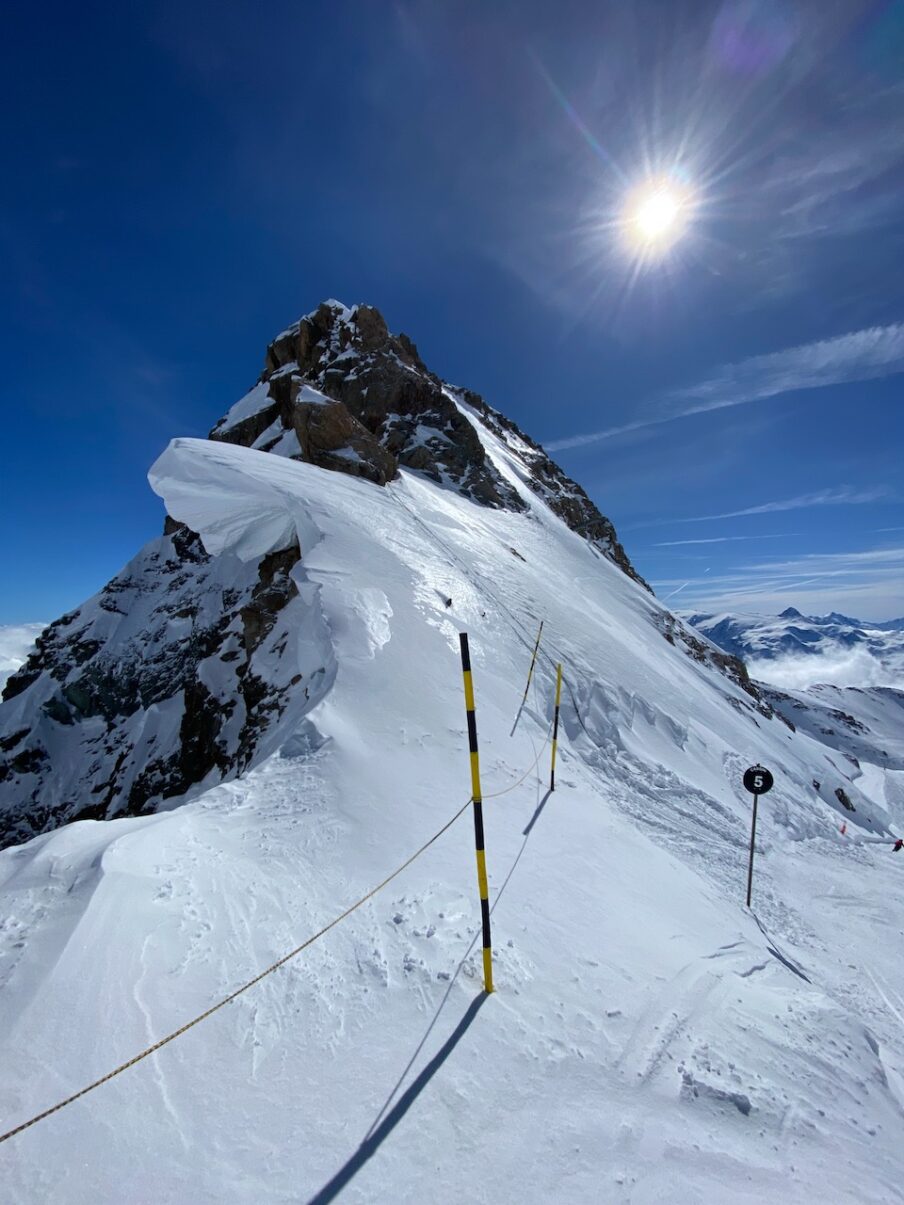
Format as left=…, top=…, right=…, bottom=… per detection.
left=684, top=607, right=904, bottom=679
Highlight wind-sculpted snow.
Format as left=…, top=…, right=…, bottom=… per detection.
left=148, top=438, right=324, bottom=562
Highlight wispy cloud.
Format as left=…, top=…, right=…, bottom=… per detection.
left=654, top=545, right=904, bottom=622
left=652, top=533, right=800, bottom=547
left=629, top=486, right=889, bottom=531
left=767, top=81, right=904, bottom=243
left=741, top=547, right=904, bottom=574
left=670, top=486, right=889, bottom=525
left=546, top=322, right=904, bottom=451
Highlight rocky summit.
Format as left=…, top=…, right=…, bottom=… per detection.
left=0, top=301, right=644, bottom=848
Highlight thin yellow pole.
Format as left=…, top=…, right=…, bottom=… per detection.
left=520, top=620, right=544, bottom=708
left=550, top=663, right=563, bottom=791
left=459, top=632, right=493, bottom=993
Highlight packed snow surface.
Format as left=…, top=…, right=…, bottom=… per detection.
left=2, top=437, right=903, bottom=1203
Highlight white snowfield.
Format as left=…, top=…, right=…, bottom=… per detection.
left=1, top=427, right=903, bottom=1204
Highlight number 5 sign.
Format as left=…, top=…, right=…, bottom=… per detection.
left=743, top=765, right=774, bottom=796
left=742, top=764, right=773, bottom=908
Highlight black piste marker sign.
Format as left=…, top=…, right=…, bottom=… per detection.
left=743, top=764, right=773, bottom=908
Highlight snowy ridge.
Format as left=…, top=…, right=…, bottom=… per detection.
left=2, top=306, right=904, bottom=1201
left=1, top=302, right=649, bottom=845
left=2, top=432, right=903, bottom=1200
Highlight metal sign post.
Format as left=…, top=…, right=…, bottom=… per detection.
left=742, top=764, right=774, bottom=908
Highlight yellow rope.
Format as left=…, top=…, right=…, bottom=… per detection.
left=0, top=797, right=473, bottom=1146
left=1, top=687, right=555, bottom=1145
left=484, top=728, right=552, bottom=799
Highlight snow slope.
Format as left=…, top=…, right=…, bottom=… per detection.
left=685, top=606, right=904, bottom=839
left=2, top=430, right=903, bottom=1202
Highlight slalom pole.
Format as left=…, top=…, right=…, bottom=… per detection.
left=550, top=663, right=563, bottom=791
left=520, top=620, right=544, bottom=709
left=510, top=619, right=544, bottom=736
left=459, top=633, right=494, bottom=993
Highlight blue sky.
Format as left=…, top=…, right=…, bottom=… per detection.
left=1, top=0, right=902, bottom=624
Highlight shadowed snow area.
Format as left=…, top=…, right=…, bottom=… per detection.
left=1, top=431, right=903, bottom=1202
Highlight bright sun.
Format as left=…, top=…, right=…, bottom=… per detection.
left=635, top=189, right=680, bottom=238
left=624, top=179, right=692, bottom=254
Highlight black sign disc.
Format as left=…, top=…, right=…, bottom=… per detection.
left=743, top=765, right=774, bottom=795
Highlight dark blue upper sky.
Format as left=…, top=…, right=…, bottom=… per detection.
left=2, top=0, right=902, bottom=623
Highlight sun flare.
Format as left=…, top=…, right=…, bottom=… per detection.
left=624, top=178, right=693, bottom=255
left=635, top=189, right=680, bottom=238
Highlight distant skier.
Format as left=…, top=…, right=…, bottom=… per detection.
left=894, top=838, right=903, bottom=852
left=444, top=597, right=452, bottom=608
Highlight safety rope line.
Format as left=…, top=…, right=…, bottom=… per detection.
left=0, top=797, right=474, bottom=1147
left=0, top=488, right=594, bottom=1148
left=519, top=620, right=544, bottom=709
left=484, top=725, right=553, bottom=799
left=0, top=707, right=556, bottom=1149
left=387, top=489, right=593, bottom=740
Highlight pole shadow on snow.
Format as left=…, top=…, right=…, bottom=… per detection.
left=306, top=993, right=488, bottom=1205
left=522, top=789, right=553, bottom=837
left=308, top=760, right=548, bottom=1204
left=752, top=914, right=811, bottom=983
left=509, top=703, right=526, bottom=738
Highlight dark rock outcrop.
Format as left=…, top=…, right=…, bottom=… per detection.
left=211, top=300, right=527, bottom=512
left=0, top=523, right=330, bottom=849
left=210, top=300, right=648, bottom=587
left=454, top=387, right=648, bottom=589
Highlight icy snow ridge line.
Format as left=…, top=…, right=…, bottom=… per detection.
left=148, top=439, right=323, bottom=562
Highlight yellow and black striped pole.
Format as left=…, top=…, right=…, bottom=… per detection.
left=520, top=620, right=544, bottom=708
left=550, top=662, right=563, bottom=791
left=459, top=632, right=494, bottom=993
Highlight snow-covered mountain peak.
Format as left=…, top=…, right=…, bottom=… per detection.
left=209, top=300, right=644, bottom=585
left=685, top=607, right=904, bottom=685
left=0, top=303, right=652, bottom=845
left=5, top=304, right=895, bottom=858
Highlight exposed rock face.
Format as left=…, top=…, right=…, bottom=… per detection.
left=211, top=301, right=526, bottom=511
left=0, top=298, right=649, bottom=849
left=210, top=300, right=648, bottom=587
left=0, top=521, right=334, bottom=849
left=452, top=387, right=648, bottom=589
left=656, top=612, right=786, bottom=726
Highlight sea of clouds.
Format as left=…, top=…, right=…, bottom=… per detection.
left=748, top=641, right=904, bottom=691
